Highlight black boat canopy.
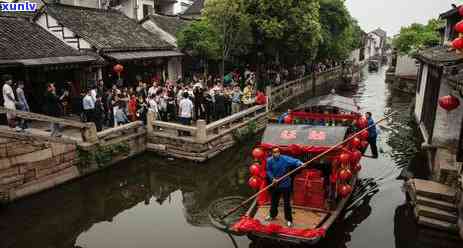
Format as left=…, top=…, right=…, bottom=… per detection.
left=295, top=93, right=360, bottom=113
left=261, top=124, right=348, bottom=147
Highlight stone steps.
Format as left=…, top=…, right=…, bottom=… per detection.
left=417, top=216, right=459, bottom=233
left=414, top=178, right=456, bottom=203
left=417, top=205, right=458, bottom=223
left=417, top=195, right=458, bottom=213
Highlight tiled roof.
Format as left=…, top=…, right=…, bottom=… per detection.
left=371, top=28, right=387, bottom=38
left=0, top=16, right=85, bottom=61
left=415, top=46, right=463, bottom=66
left=440, top=6, right=459, bottom=19
left=143, top=14, right=191, bottom=37
left=45, top=3, right=174, bottom=52
left=182, top=0, right=204, bottom=16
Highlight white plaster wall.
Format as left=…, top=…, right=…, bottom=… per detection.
left=173, top=0, right=193, bottom=14
left=119, top=0, right=135, bottom=19
left=395, top=55, right=418, bottom=76
left=415, top=64, right=428, bottom=122
left=137, top=0, right=154, bottom=20
left=36, top=14, right=92, bottom=50
left=142, top=20, right=177, bottom=46
left=167, top=57, right=182, bottom=80
left=431, top=81, right=463, bottom=147
left=349, top=49, right=360, bottom=64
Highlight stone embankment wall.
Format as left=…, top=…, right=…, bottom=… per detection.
left=0, top=137, right=78, bottom=202
left=0, top=122, right=146, bottom=203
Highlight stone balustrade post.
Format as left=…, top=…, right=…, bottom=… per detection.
left=81, top=123, right=98, bottom=143
left=146, top=111, right=154, bottom=134
left=265, top=86, right=272, bottom=111
left=195, top=119, right=207, bottom=143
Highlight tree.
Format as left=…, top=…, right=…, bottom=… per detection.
left=202, top=0, right=252, bottom=79
left=177, top=19, right=222, bottom=74
left=393, top=19, right=443, bottom=55
left=317, top=0, right=358, bottom=62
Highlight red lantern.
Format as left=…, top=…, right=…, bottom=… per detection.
left=459, top=5, right=463, bottom=16
left=361, top=140, right=369, bottom=149
left=351, top=137, right=361, bottom=149
left=359, top=130, right=369, bottom=140
left=357, top=117, right=368, bottom=128
left=248, top=177, right=260, bottom=189
left=438, top=95, right=460, bottom=112
left=338, top=184, right=353, bottom=198
left=339, top=152, right=350, bottom=165
left=338, top=168, right=353, bottom=181
left=452, top=38, right=463, bottom=50
left=249, top=163, right=260, bottom=177
left=283, top=115, right=293, bottom=124
left=352, top=163, right=362, bottom=173
left=113, top=64, right=124, bottom=76
left=351, top=150, right=362, bottom=164
left=456, top=20, right=463, bottom=33
left=252, top=148, right=266, bottom=160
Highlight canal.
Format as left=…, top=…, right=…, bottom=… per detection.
left=0, top=66, right=454, bottom=248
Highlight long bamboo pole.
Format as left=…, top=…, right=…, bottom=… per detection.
left=220, top=111, right=397, bottom=220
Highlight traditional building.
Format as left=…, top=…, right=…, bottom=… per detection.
left=0, top=13, right=99, bottom=113
left=140, top=13, right=191, bottom=47
left=181, top=0, right=203, bottom=19
left=35, top=3, right=184, bottom=84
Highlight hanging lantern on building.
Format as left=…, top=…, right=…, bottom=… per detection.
left=452, top=38, right=463, bottom=50
left=113, top=64, right=124, bottom=78
left=438, top=95, right=460, bottom=112
left=338, top=184, right=353, bottom=198
left=338, top=168, right=353, bottom=181
left=248, top=177, right=260, bottom=189
left=252, top=148, right=266, bottom=160
left=283, top=115, right=293, bottom=124
left=249, top=163, right=260, bottom=177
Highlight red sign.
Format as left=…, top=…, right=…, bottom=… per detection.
left=280, top=130, right=297, bottom=140
left=308, top=131, right=326, bottom=140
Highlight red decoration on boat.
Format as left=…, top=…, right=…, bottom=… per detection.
left=456, top=20, right=463, bottom=33
left=452, top=38, right=463, bottom=50
left=338, top=184, right=353, bottom=198
left=249, top=163, right=260, bottom=177
left=248, top=177, right=260, bottom=189
left=360, top=130, right=369, bottom=140
left=232, top=216, right=326, bottom=238
left=280, top=130, right=297, bottom=140
left=459, top=5, right=463, bottom=16
left=252, top=148, right=266, bottom=160
left=361, top=140, right=369, bottom=149
left=338, top=168, right=353, bottom=181
left=308, top=130, right=326, bottom=140
left=351, top=150, right=362, bottom=164
left=283, top=115, right=293, bottom=124
left=438, top=95, right=460, bottom=112
left=338, top=152, right=350, bottom=164
left=113, top=64, right=124, bottom=76
left=357, top=117, right=368, bottom=128
left=351, top=137, right=361, bottom=149
left=352, top=163, right=362, bottom=173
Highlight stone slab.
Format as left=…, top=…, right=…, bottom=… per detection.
left=417, top=195, right=457, bottom=212
left=417, top=204, right=458, bottom=223
left=414, top=178, right=457, bottom=203
left=9, top=148, right=53, bottom=165
left=418, top=216, right=459, bottom=233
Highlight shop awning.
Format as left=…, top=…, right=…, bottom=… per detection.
left=104, top=50, right=184, bottom=61
left=2, top=55, right=97, bottom=67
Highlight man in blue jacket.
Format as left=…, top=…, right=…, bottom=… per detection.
left=266, top=147, right=303, bottom=227
left=366, top=112, right=378, bottom=158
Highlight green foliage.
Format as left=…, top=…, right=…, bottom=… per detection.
left=177, top=19, right=222, bottom=60
left=393, top=19, right=443, bottom=55
left=233, top=120, right=258, bottom=141
left=317, top=0, right=359, bottom=62
left=77, top=143, right=130, bottom=168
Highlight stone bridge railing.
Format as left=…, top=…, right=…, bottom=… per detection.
left=266, top=66, right=343, bottom=111
left=146, top=104, right=268, bottom=161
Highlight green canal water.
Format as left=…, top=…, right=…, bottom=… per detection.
left=0, top=67, right=459, bottom=248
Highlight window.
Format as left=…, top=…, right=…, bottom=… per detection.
left=143, top=4, right=153, bottom=18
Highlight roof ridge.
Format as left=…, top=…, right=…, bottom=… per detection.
left=49, top=2, right=120, bottom=13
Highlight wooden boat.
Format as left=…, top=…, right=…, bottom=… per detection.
left=231, top=94, right=368, bottom=244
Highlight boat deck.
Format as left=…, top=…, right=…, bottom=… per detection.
left=254, top=205, right=328, bottom=229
